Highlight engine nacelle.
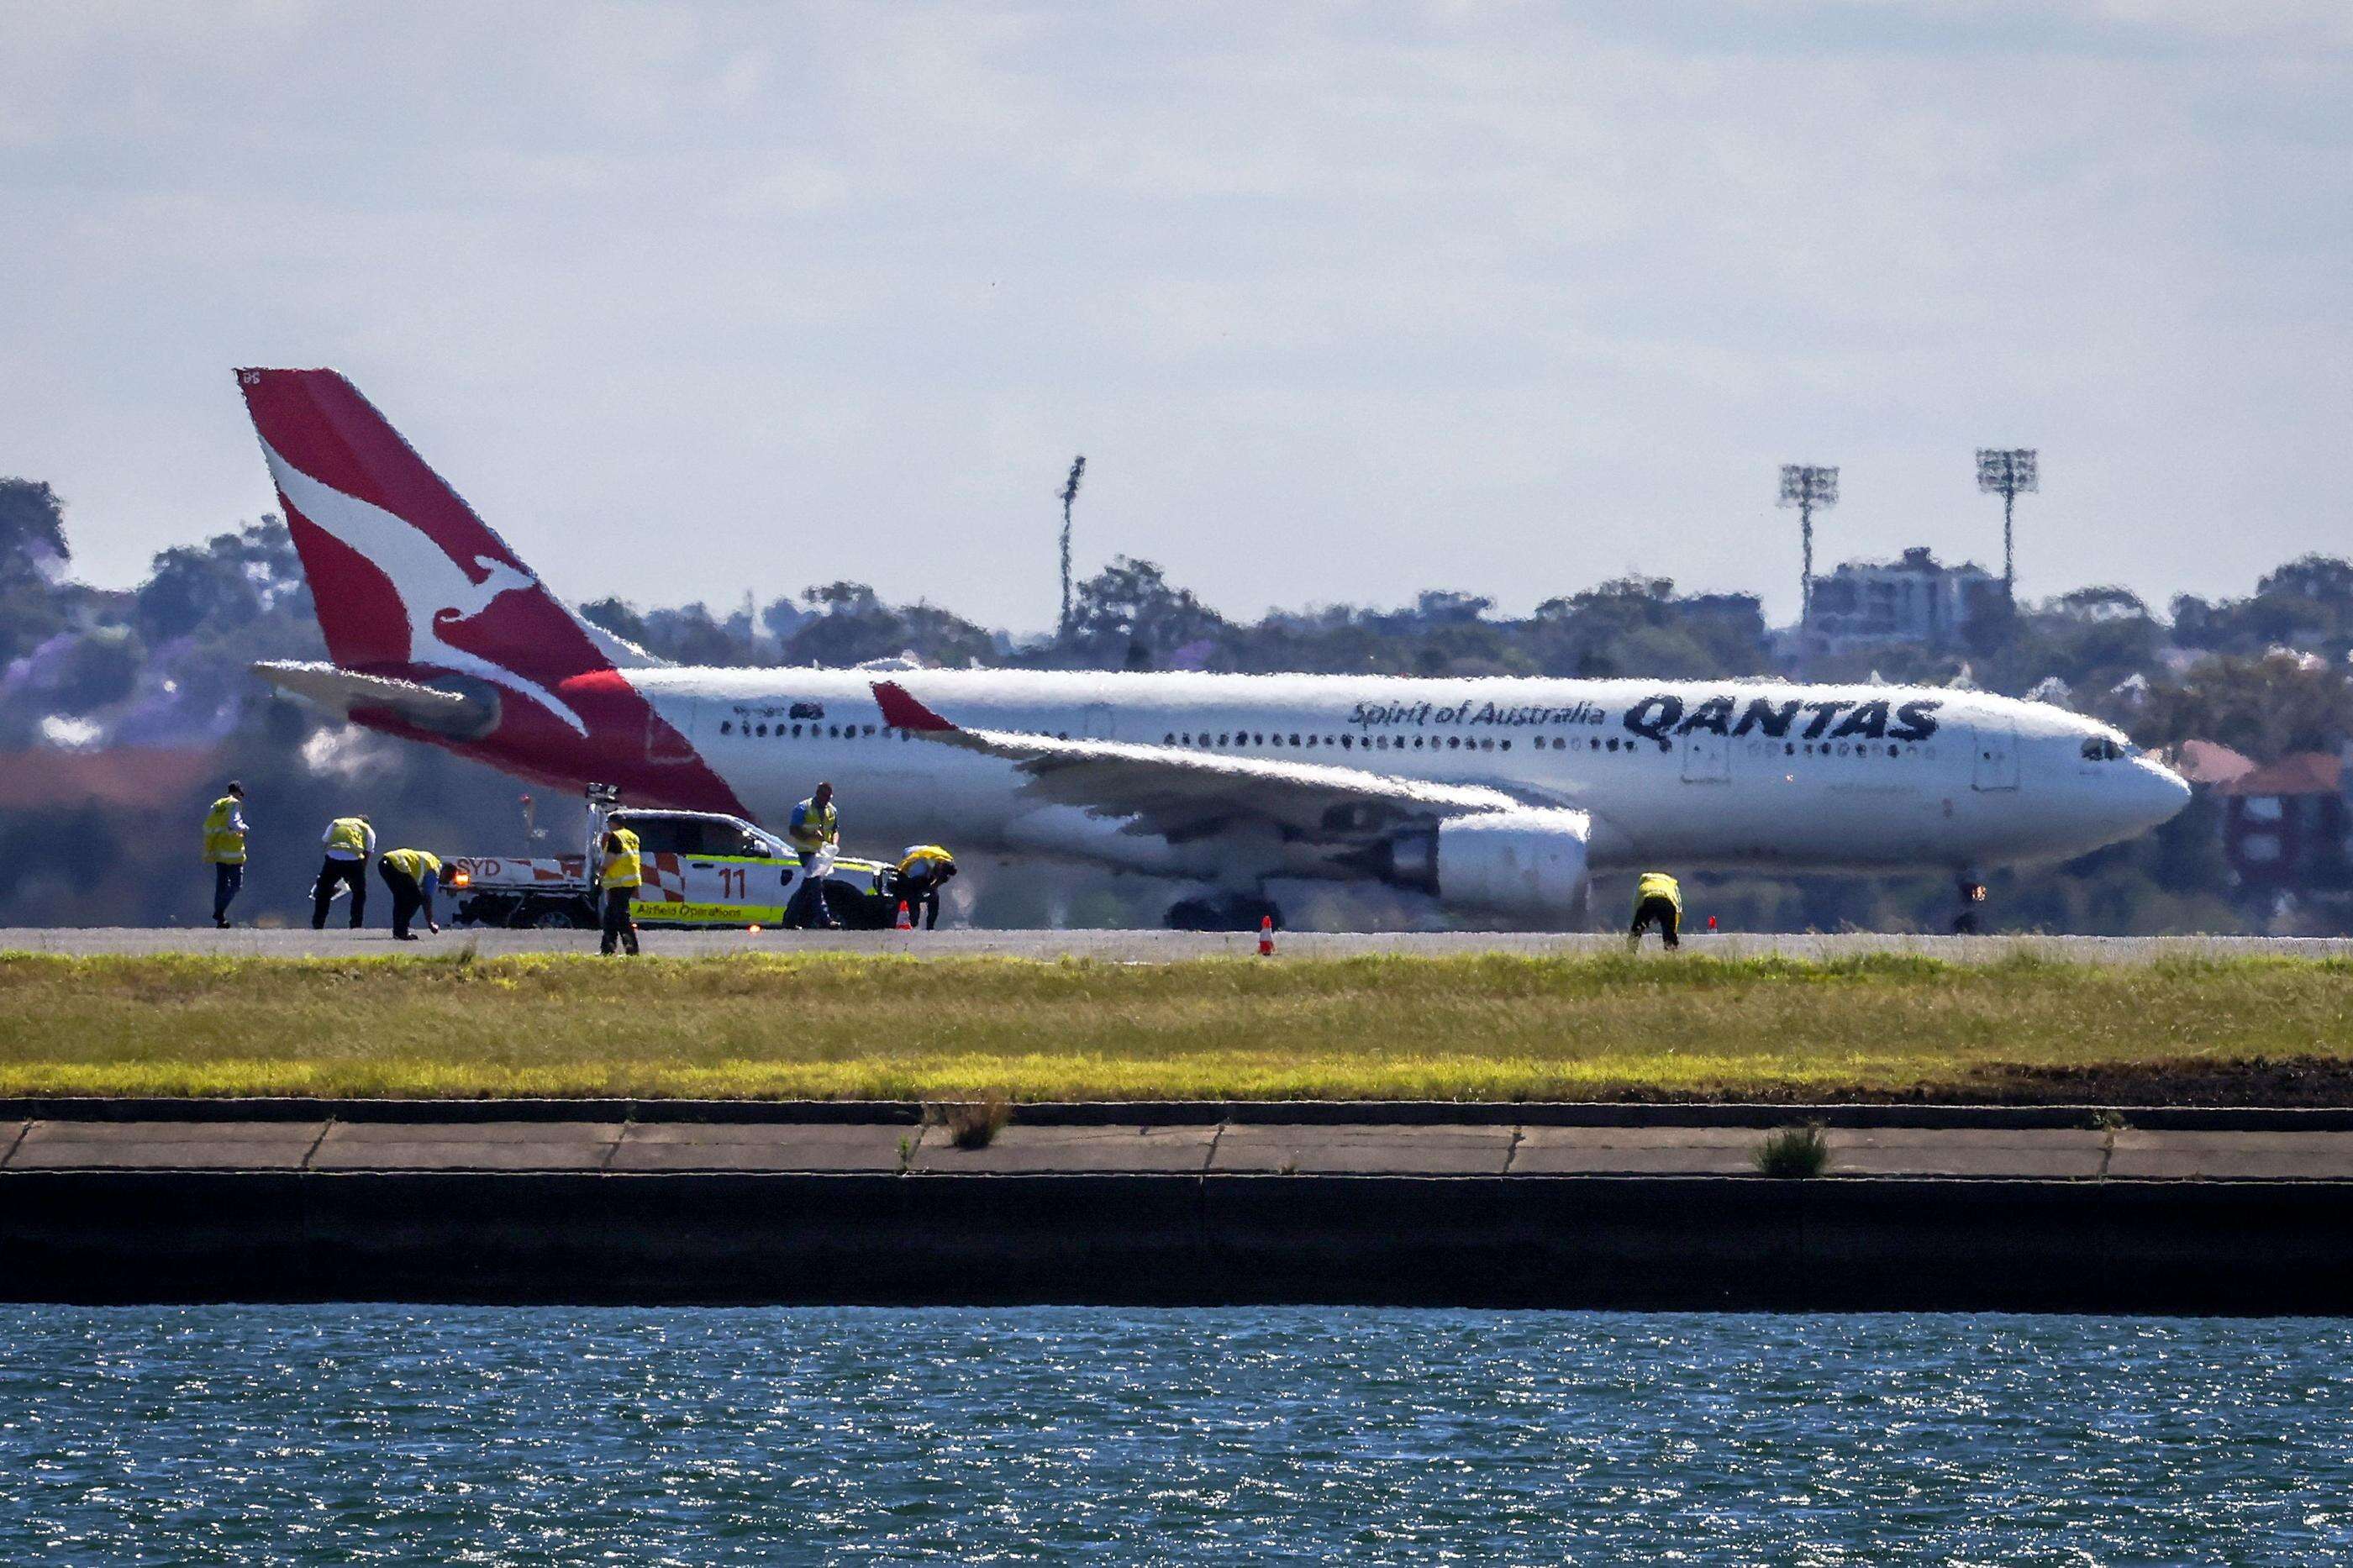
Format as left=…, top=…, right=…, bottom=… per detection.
left=1428, top=809, right=1592, bottom=919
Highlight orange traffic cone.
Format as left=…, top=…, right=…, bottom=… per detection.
left=1257, top=914, right=1274, bottom=956
left=895, top=900, right=913, bottom=930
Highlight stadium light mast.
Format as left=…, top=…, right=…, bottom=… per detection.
left=1057, top=455, right=1087, bottom=639
left=1777, top=464, right=1840, bottom=638
left=1976, top=448, right=2037, bottom=605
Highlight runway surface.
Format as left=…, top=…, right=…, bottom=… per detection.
left=5, top=927, right=2350, bottom=962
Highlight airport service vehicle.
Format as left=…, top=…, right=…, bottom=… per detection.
left=445, top=802, right=899, bottom=930
left=234, top=368, right=2192, bottom=931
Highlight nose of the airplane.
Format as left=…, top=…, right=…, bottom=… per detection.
left=2129, top=756, right=2193, bottom=831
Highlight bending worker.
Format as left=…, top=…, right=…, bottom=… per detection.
left=312, top=813, right=375, bottom=930
left=1628, top=871, right=1682, bottom=951
left=599, top=822, right=641, bottom=956
left=783, top=781, right=840, bottom=929
left=894, top=844, right=957, bottom=930
left=377, top=848, right=442, bottom=941
left=202, top=781, right=248, bottom=928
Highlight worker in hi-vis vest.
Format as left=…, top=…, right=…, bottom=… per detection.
left=202, top=782, right=248, bottom=928
left=894, top=844, right=957, bottom=930
left=377, top=848, right=443, bottom=941
left=312, top=813, right=376, bottom=931
left=1628, top=871, right=1682, bottom=951
left=783, top=781, right=840, bottom=929
left=598, top=824, right=642, bottom=955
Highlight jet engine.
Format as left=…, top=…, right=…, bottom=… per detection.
left=1421, top=809, right=1593, bottom=919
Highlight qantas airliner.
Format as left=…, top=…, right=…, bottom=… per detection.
left=235, top=368, right=2189, bottom=929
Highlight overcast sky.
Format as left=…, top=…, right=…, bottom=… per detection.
left=3, top=1, right=2347, bottom=634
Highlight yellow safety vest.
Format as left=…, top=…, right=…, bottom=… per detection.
left=1634, top=873, right=1682, bottom=914
left=382, top=849, right=441, bottom=881
left=325, top=818, right=370, bottom=856
left=787, top=798, right=839, bottom=854
left=898, top=845, right=954, bottom=877
left=601, top=827, right=643, bottom=889
left=203, top=797, right=246, bottom=865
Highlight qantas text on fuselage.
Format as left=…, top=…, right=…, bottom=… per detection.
left=233, top=368, right=2191, bottom=923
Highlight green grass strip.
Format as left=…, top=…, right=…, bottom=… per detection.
left=2, top=950, right=2350, bottom=1102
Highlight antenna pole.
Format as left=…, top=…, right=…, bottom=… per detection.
left=1057, top=455, right=1087, bottom=639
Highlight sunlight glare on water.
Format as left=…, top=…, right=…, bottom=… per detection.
left=2, top=1307, right=2349, bottom=1563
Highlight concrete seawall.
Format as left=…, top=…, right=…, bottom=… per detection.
left=8, top=1107, right=2353, bottom=1312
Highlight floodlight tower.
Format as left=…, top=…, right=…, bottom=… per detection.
left=1777, top=464, right=1840, bottom=636
left=1975, top=448, right=2037, bottom=605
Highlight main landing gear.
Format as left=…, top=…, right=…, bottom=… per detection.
left=1165, top=892, right=1285, bottom=933
left=1952, top=875, right=1989, bottom=934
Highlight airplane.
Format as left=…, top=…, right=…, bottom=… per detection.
left=234, top=367, right=2192, bottom=930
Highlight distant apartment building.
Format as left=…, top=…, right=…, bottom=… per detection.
left=2215, top=753, right=2348, bottom=893
left=1807, top=547, right=2002, bottom=651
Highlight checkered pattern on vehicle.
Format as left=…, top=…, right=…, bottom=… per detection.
left=636, top=853, right=690, bottom=903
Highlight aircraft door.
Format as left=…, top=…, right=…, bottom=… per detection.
left=1680, top=728, right=1731, bottom=784
left=1080, top=702, right=1117, bottom=739
left=1971, top=721, right=2020, bottom=791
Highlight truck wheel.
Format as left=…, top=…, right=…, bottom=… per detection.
left=458, top=896, right=514, bottom=929
left=511, top=901, right=583, bottom=929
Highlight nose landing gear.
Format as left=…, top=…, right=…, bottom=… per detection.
left=1953, top=878, right=1988, bottom=934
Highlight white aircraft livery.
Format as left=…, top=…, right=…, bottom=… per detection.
left=237, top=368, right=2191, bottom=928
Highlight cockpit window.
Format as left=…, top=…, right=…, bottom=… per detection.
left=2081, top=736, right=2124, bottom=761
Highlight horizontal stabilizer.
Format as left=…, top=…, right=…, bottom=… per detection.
left=251, top=660, right=497, bottom=739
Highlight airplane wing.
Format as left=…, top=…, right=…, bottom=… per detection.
left=252, top=660, right=497, bottom=739
left=871, top=680, right=1522, bottom=845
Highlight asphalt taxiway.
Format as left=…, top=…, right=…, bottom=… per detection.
left=5, top=927, right=2352, bottom=962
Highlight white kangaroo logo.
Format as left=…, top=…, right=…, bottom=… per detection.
left=261, top=441, right=590, bottom=734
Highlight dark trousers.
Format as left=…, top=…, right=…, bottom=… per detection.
left=900, top=876, right=940, bottom=929
left=313, top=857, right=366, bottom=929
left=211, top=862, right=243, bottom=925
left=601, top=885, right=640, bottom=955
left=1629, top=895, right=1680, bottom=949
left=379, top=864, right=431, bottom=939
left=785, top=860, right=834, bottom=928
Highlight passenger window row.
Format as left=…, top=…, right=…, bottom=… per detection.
left=1157, top=731, right=1526, bottom=754
left=1751, top=740, right=1930, bottom=760
left=718, top=720, right=901, bottom=740
left=711, top=718, right=1919, bottom=762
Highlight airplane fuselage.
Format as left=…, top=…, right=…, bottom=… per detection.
left=605, top=667, right=2190, bottom=881
left=231, top=366, right=2191, bottom=918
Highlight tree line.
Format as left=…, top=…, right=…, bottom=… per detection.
left=3, top=474, right=2347, bottom=931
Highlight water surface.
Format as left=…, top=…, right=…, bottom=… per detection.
left=2, top=1307, right=2347, bottom=1562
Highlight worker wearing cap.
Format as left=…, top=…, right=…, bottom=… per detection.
left=894, top=844, right=958, bottom=930
left=1628, top=871, right=1682, bottom=951
left=783, top=781, right=840, bottom=929
left=202, top=782, right=248, bottom=928
left=312, top=813, right=376, bottom=930
left=599, top=824, right=642, bottom=956
left=377, top=848, right=443, bottom=942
